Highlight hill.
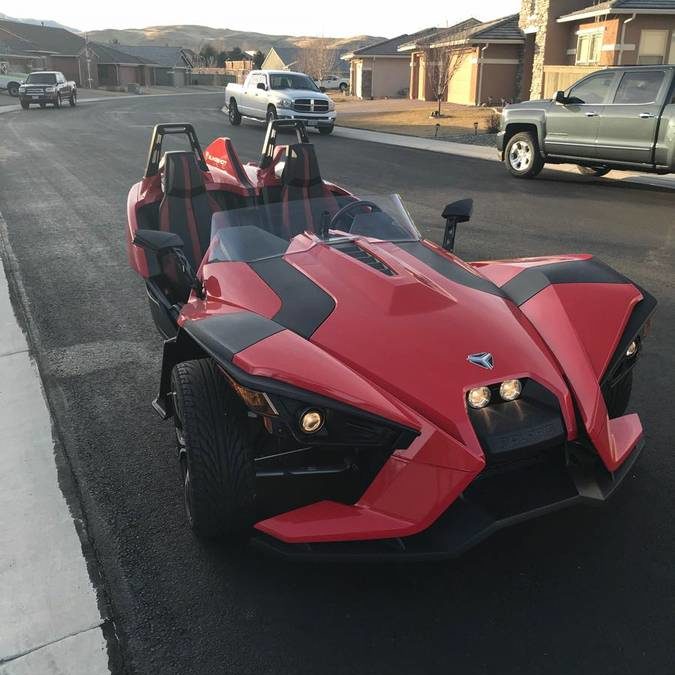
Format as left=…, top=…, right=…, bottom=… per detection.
left=0, top=12, right=79, bottom=33
left=84, top=24, right=384, bottom=54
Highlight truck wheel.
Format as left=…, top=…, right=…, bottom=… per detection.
left=318, top=125, right=334, bottom=135
left=69, top=91, right=77, bottom=107
left=20, top=100, right=29, bottom=110
left=604, top=371, right=633, bottom=419
left=171, top=359, right=256, bottom=539
left=228, top=98, right=241, bottom=125
left=266, top=106, right=277, bottom=125
left=54, top=94, right=61, bottom=109
left=7, top=82, right=19, bottom=97
left=339, top=83, right=348, bottom=94
left=577, top=165, right=610, bottom=177
left=504, top=131, right=544, bottom=178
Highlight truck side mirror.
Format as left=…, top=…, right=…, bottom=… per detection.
left=256, top=82, right=267, bottom=91
left=441, top=198, right=473, bottom=253
left=555, top=90, right=567, bottom=104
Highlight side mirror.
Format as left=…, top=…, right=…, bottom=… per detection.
left=554, top=90, right=567, bottom=104
left=441, top=198, right=473, bottom=253
left=133, top=229, right=204, bottom=299
left=256, top=82, right=267, bottom=91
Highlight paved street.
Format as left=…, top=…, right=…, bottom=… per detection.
left=0, top=93, right=673, bottom=675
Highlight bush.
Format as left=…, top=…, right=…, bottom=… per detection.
left=485, top=112, right=501, bottom=134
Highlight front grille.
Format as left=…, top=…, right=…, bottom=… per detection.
left=332, top=242, right=395, bottom=276
left=26, top=88, right=46, bottom=95
left=293, top=98, right=329, bottom=113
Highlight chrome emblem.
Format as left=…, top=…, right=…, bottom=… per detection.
left=467, top=352, right=494, bottom=370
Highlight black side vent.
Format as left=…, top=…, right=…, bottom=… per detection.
left=332, top=242, right=396, bottom=276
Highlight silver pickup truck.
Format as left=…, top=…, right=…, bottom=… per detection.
left=498, top=65, right=675, bottom=178
left=225, top=70, right=337, bottom=135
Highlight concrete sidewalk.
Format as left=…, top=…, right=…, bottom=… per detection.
left=0, top=210, right=110, bottom=674
left=332, top=126, right=675, bottom=190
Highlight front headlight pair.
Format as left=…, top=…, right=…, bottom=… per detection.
left=467, top=379, right=522, bottom=409
left=222, top=368, right=417, bottom=449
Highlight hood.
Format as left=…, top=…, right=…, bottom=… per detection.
left=282, top=240, right=571, bottom=443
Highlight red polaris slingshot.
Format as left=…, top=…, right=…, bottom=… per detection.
left=126, top=121, right=655, bottom=560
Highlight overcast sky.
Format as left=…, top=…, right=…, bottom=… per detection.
left=4, top=0, right=521, bottom=36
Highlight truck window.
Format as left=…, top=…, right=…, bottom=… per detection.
left=613, top=71, right=665, bottom=105
left=25, top=73, right=57, bottom=84
left=567, top=72, right=616, bottom=104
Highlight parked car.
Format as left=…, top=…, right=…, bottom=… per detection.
left=498, top=65, right=675, bottom=178
left=124, top=120, right=654, bottom=559
left=225, top=70, right=336, bottom=134
left=18, top=71, right=77, bottom=109
left=314, top=74, right=349, bottom=93
left=0, top=68, right=26, bottom=97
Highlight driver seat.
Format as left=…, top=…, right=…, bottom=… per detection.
left=280, top=143, right=338, bottom=238
left=158, top=151, right=220, bottom=270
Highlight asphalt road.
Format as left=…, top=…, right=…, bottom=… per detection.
left=0, top=93, right=673, bottom=675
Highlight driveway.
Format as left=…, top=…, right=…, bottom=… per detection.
left=0, top=94, right=673, bottom=675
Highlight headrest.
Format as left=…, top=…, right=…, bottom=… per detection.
left=281, top=144, right=323, bottom=188
left=162, top=151, right=206, bottom=198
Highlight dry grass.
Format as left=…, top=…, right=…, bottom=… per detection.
left=337, top=104, right=499, bottom=138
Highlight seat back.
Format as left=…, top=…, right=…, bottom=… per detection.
left=280, top=144, right=338, bottom=238
left=158, top=151, right=220, bottom=269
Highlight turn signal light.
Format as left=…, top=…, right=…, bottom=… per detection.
left=222, top=371, right=278, bottom=416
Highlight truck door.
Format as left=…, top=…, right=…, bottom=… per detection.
left=595, top=69, right=669, bottom=165
left=544, top=70, right=618, bottom=159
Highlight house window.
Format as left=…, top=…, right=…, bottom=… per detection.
left=669, top=32, right=675, bottom=63
left=637, top=30, right=669, bottom=65
left=576, top=31, right=603, bottom=65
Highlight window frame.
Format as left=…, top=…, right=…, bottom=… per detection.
left=566, top=70, right=618, bottom=105
left=575, top=31, right=603, bottom=66
left=637, top=29, right=669, bottom=65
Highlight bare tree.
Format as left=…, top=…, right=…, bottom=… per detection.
left=425, top=46, right=467, bottom=117
left=296, top=40, right=338, bottom=81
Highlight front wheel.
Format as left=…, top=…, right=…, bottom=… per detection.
left=7, top=83, right=19, bottom=97
left=171, top=359, right=256, bottom=539
left=339, top=83, right=348, bottom=94
left=577, top=165, right=610, bottom=177
left=504, top=131, right=544, bottom=178
left=69, top=91, right=77, bottom=107
left=318, top=124, right=334, bottom=136
left=53, top=95, right=61, bottom=109
left=266, top=106, right=277, bottom=125
left=228, top=98, right=241, bottom=125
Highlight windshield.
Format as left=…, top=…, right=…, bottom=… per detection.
left=269, top=73, right=319, bottom=92
left=208, top=194, right=420, bottom=264
left=26, top=73, right=57, bottom=84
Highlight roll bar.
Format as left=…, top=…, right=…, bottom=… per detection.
left=260, top=120, right=310, bottom=169
left=144, top=123, right=208, bottom=178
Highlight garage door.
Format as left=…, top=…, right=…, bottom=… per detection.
left=447, top=53, right=475, bottom=105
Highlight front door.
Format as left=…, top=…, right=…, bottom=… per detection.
left=595, top=69, right=669, bottom=165
left=544, top=70, right=618, bottom=158
left=361, top=69, right=372, bottom=99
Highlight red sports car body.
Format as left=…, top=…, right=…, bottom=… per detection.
left=126, top=122, right=655, bottom=559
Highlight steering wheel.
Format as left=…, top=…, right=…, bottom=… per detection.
left=329, top=200, right=383, bottom=233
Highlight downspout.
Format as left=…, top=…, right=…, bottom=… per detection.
left=618, top=13, right=636, bottom=65
left=476, top=44, right=489, bottom=106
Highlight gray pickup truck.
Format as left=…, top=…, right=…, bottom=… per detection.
left=498, top=65, right=675, bottom=178
left=18, top=71, right=77, bottom=110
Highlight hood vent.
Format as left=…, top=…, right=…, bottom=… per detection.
left=332, top=242, right=395, bottom=276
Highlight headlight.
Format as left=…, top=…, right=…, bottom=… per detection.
left=468, top=387, right=491, bottom=409
left=278, top=98, right=293, bottom=109
left=499, top=379, right=522, bottom=401
left=45, top=86, right=55, bottom=93
left=328, top=99, right=335, bottom=111
left=19, top=85, right=26, bottom=92
left=300, top=409, right=324, bottom=434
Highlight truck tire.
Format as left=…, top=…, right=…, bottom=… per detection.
left=228, top=98, right=241, bottom=125
left=266, top=105, right=278, bottom=124
left=53, top=94, right=61, bottom=109
left=69, top=91, right=77, bottom=107
left=577, top=165, right=610, bottom=177
left=604, top=371, right=633, bottom=419
left=20, top=100, right=29, bottom=110
left=504, top=131, right=544, bottom=178
left=339, top=82, right=348, bottom=94
left=7, top=82, right=19, bottom=97
left=171, top=359, right=256, bottom=539
left=318, top=125, right=334, bottom=135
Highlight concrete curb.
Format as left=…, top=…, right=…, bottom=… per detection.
left=0, top=208, right=110, bottom=673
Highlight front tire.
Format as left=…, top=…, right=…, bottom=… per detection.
left=505, top=131, right=544, bottom=178
left=266, top=105, right=277, bottom=125
left=318, top=125, right=334, bottom=136
left=339, top=83, right=348, bottom=94
left=171, top=359, right=255, bottom=539
left=7, top=83, right=19, bottom=97
left=53, top=95, right=61, bottom=109
left=577, top=165, right=610, bottom=177
left=69, top=91, right=77, bottom=107
left=228, top=98, right=241, bottom=125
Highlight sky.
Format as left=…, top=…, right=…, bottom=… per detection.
left=2, top=0, right=521, bottom=37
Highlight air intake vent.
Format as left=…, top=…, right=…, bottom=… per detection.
left=332, top=242, right=395, bottom=276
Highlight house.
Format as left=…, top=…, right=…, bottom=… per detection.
left=0, top=18, right=100, bottom=86
left=261, top=47, right=300, bottom=71
left=89, top=42, right=157, bottom=88
left=110, top=45, right=194, bottom=86
left=521, top=0, right=675, bottom=99
left=342, top=29, right=438, bottom=98
left=403, top=16, right=524, bottom=105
